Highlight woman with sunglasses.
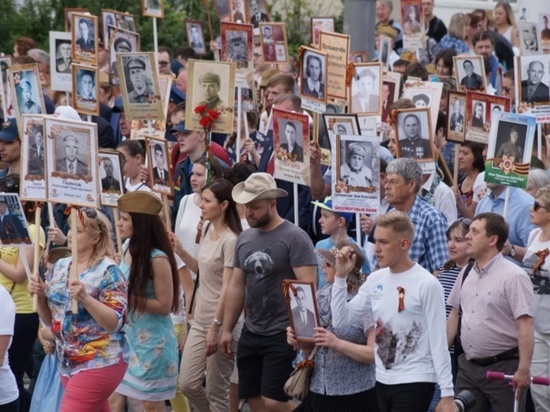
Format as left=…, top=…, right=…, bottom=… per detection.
left=287, top=240, right=377, bottom=412
left=112, top=191, right=180, bottom=412
left=28, top=208, right=128, bottom=412
left=170, top=179, right=243, bottom=412
left=524, top=187, right=550, bottom=409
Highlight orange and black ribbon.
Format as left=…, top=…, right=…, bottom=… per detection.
left=295, top=358, right=314, bottom=370
left=282, top=280, right=297, bottom=303
left=397, top=286, right=405, bottom=312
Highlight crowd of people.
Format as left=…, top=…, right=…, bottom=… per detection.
left=1, top=0, right=550, bottom=412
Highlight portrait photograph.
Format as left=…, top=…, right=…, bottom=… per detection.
left=446, top=91, right=467, bottom=144
left=275, top=119, right=304, bottom=162
left=101, top=9, right=117, bottom=48
left=259, top=23, right=288, bottom=63
left=185, top=60, right=235, bottom=134
left=185, top=21, right=207, bottom=56
left=0, top=194, right=32, bottom=246
left=64, top=7, right=88, bottom=32
left=72, top=64, right=99, bottom=116
left=518, top=21, right=540, bottom=55
left=318, top=102, right=344, bottom=166
left=350, top=63, right=383, bottom=115
left=395, top=108, right=434, bottom=162
left=382, top=71, right=401, bottom=123
left=108, top=27, right=141, bottom=86
left=47, top=31, right=71, bottom=93
left=350, top=51, right=367, bottom=63
left=485, top=112, right=536, bottom=189
left=538, top=13, right=550, bottom=53
left=246, top=0, right=270, bottom=29
left=300, top=47, right=328, bottom=106
left=515, top=54, right=550, bottom=119
left=20, top=114, right=47, bottom=202
left=311, top=17, right=334, bottom=45
left=45, top=116, right=99, bottom=208
left=0, top=57, right=11, bottom=84
left=379, top=36, right=392, bottom=70
left=402, top=78, right=442, bottom=136
left=454, top=55, right=487, bottom=92
left=117, top=52, right=164, bottom=121
left=322, top=113, right=360, bottom=137
left=142, top=0, right=164, bottom=18
left=357, top=115, right=379, bottom=137
left=221, top=22, right=254, bottom=80
left=230, top=0, right=246, bottom=23
left=9, top=64, right=46, bottom=130
left=0, top=73, right=6, bottom=120
left=99, top=149, right=124, bottom=207
left=464, top=91, right=511, bottom=145
left=72, top=13, right=98, bottom=66
left=115, top=12, right=137, bottom=32
left=146, top=137, right=173, bottom=196
left=401, top=0, right=424, bottom=50
left=214, top=0, right=230, bottom=19
left=338, top=140, right=375, bottom=189
left=283, top=280, right=320, bottom=342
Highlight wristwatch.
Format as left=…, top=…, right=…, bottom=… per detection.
left=510, top=244, right=516, bottom=257
left=213, top=318, right=222, bottom=327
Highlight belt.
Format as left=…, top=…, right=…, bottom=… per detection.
left=469, top=347, right=519, bottom=367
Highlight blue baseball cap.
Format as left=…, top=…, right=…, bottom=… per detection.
left=0, top=119, right=19, bottom=142
left=169, top=84, right=186, bottom=104
left=311, top=196, right=354, bottom=223
left=170, top=120, right=191, bottom=134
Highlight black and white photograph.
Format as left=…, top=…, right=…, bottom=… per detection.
left=470, top=100, right=486, bottom=128
left=109, top=27, right=140, bottom=85
left=300, top=48, right=328, bottom=104
left=214, top=0, right=230, bottom=19
left=454, top=55, right=486, bottom=92
left=539, top=13, right=550, bottom=53
left=411, top=92, right=432, bottom=108
left=311, top=17, right=334, bottom=45
left=401, top=79, right=442, bottom=136
left=72, top=13, right=98, bottom=66
left=9, top=64, right=46, bottom=129
left=45, top=117, right=99, bottom=207
left=259, top=23, right=288, bottom=63
left=277, top=119, right=304, bottom=162
left=395, top=108, right=433, bottom=161
left=72, top=64, right=99, bottom=116
left=381, top=71, right=401, bottom=123
left=246, top=0, right=270, bottom=29
left=146, top=137, right=173, bottom=196
left=99, top=149, right=124, bottom=207
left=55, top=39, right=72, bottom=74
left=350, top=51, right=367, bottom=63
left=322, top=113, right=360, bottom=137
left=185, top=21, right=207, bottom=56
left=221, top=22, right=253, bottom=69
left=518, top=21, right=540, bottom=55
left=339, top=140, right=374, bottom=189
left=464, top=91, right=510, bottom=145
left=0, top=194, right=32, bottom=246
left=230, top=0, right=246, bottom=23
left=142, top=0, right=164, bottom=18
left=350, top=63, right=383, bottom=115
left=519, top=57, right=550, bottom=104
left=378, top=36, right=392, bottom=69
left=115, top=12, right=137, bottom=32
left=64, top=8, right=89, bottom=32
left=0, top=57, right=10, bottom=84
left=101, top=9, right=117, bottom=47
left=446, top=91, right=466, bottom=144
left=20, top=115, right=47, bottom=202
left=49, top=31, right=72, bottom=92
left=494, top=121, right=528, bottom=164
left=284, top=280, right=319, bottom=342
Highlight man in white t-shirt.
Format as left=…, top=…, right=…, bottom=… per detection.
left=0, top=284, right=18, bottom=409
left=330, top=211, right=456, bottom=412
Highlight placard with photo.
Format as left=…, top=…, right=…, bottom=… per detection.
left=319, top=31, right=350, bottom=101
left=394, top=108, right=435, bottom=174
left=108, top=26, right=140, bottom=87
left=221, top=22, right=254, bottom=89
left=72, top=64, right=99, bottom=116
left=45, top=116, right=100, bottom=208
left=101, top=9, right=117, bottom=48
left=146, top=137, right=173, bottom=196
left=318, top=102, right=345, bottom=166
left=464, top=91, right=511, bottom=144
left=446, top=91, right=467, bottom=144
left=214, top=0, right=230, bottom=19
left=402, top=78, right=443, bottom=136
left=454, top=55, right=487, bottom=92
left=99, top=149, right=125, bottom=206
left=142, top=0, right=164, bottom=18
left=72, top=13, right=98, bottom=66
left=400, top=0, right=424, bottom=50
left=49, top=31, right=72, bottom=93
left=485, top=112, right=536, bottom=189
left=8, top=64, right=46, bottom=130
left=0, top=73, right=6, bottom=120
left=332, top=134, right=380, bottom=214
left=283, top=280, right=320, bottom=343
left=158, top=74, right=172, bottom=119
left=382, top=71, right=401, bottom=124
left=259, top=23, right=288, bottom=63
left=0, top=193, right=32, bottom=246
left=350, top=63, right=383, bottom=115
left=311, top=17, right=334, bottom=46
left=322, top=113, right=360, bottom=137
left=300, top=46, right=328, bottom=112
left=230, top=0, right=246, bottom=23
left=378, top=36, right=392, bottom=70
left=515, top=54, right=550, bottom=122
left=273, top=108, right=310, bottom=186
left=538, top=13, right=550, bottom=54
left=245, top=0, right=270, bottom=30
left=350, top=51, right=367, bottom=63
left=357, top=115, right=379, bottom=137
left=130, top=119, right=165, bottom=140
left=64, top=8, right=89, bottom=32
left=20, top=115, right=47, bottom=202
left=115, top=12, right=137, bottom=32
left=185, top=21, right=207, bottom=56
left=517, top=20, right=540, bottom=55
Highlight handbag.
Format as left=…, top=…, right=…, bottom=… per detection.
left=283, top=346, right=318, bottom=401
left=29, top=354, right=64, bottom=412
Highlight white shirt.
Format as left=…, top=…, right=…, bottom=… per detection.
left=0, top=285, right=18, bottom=405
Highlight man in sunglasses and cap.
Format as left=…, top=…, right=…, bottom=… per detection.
left=220, top=173, right=317, bottom=412
left=126, top=57, right=154, bottom=104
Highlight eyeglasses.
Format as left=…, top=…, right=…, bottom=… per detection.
left=158, top=61, right=170, bottom=67
left=534, top=201, right=549, bottom=212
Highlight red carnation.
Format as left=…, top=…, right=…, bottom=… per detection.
left=208, top=109, right=220, bottom=120
left=194, top=105, right=206, bottom=114
left=199, top=117, right=212, bottom=128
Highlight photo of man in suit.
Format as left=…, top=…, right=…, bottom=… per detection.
left=521, top=23, right=539, bottom=52
left=450, top=98, right=464, bottom=133
left=249, top=0, right=268, bottom=28
left=521, top=60, right=550, bottom=104
left=110, top=37, right=132, bottom=76
left=125, top=57, right=155, bottom=104
left=351, top=68, right=380, bottom=114
left=55, top=135, right=89, bottom=176
left=76, top=18, right=95, bottom=52
left=18, top=78, right=41, bottom=115
left=542, top=16, right=550, bottom=41
left=460, top=59, right=483, bottom=91
left=77, top=70, right=96, bottom=102
left=280, top=121, right=303, bottom=162
left=101, top=158, right=121, bottom=192
left=189, top=25, right=204, bottom=49
left=291, top=287, right=316, bottom=339
left=197, top=72, right=225, bottom=111
left=152, top=143, right=169, bottom=186
left=0, top=198, right=29, bottom=244
left=28, top=123, right=44, bottom=176
left=55, top=40, right=72, bottom=74
left=399, top=113, right=432, bottom=159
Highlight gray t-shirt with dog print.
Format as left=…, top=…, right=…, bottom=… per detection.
left=235, top=220, right=317, bottom=336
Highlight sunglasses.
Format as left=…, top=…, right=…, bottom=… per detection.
left=158, top=61, right=170, bottom=67
left=534, top=201, right=549, bottom=212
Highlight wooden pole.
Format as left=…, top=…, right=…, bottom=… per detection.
left=312, top=112, right=320, bottom=143
left=153, top=18, right=159, bottom=54
left=113, top=207, right=123, bottom=254
left=70, top=208, right=78, bottom=314
left=32, top=205, right=42, bottom=312
left=162, top=194, right=171, bottom=229
left=453, top=143, right=459, bottom=189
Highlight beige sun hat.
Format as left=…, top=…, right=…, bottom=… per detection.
left=232, top=173, right=288, bottom=204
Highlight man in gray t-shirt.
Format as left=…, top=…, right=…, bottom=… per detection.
left=221, top=173, right=317, bottom=409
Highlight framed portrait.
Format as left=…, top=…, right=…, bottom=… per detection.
left=0, top=193, right=32, bottom=246
left=515, top=54, right=550, bottom=121
left=350, top=63, right=383, bottom=115
left=142, top=0, right=164, bottom=18
left=402, top=78, right=443, bottom=136
left=311, top=17, right=334, bottom=46
left=146, top=137, right=173, bottom=196
left=300, top=47, right=328, bottom=107
left=446, top=90, right=467, bottom=144
left=115, top=12, right=137, bottom=32
left=322, top=113, right=360, bottom=137
left=72, top=13, right=98, bottom=66
left=245, top=0, right=270, bottom=29
left=213, top=0, right=230, bottom=19
left=283, top=280, right=320, bottom=343
left=453, top=55, right=487, bottom=92
left=8, top=64, right=46, bottom=130
left=99, top=149, right=124, bottom=207
left=394, top=108, right=434, bottom=163
left=357, top=115, right=379, bottom=137
left=229, top=0, right=247, bottom=23
left=117, top=52, right=164, bottom=121
left=259, top=23, right=289, bottom=64
left=317, top=102, right=344, bottom=166
left=185, top=21, right=207, bottom=56
left=465, top=91, right=511, bottom=145
left=538, top=13, right=550, bottom=54
left=130, top=119, right=165, bottom=140
left=20, top=114, right=47, bottom=202
left=72, top=64, right=99, bottom=116
left=64, top=7, right=88, bottom=32
left=49, top=32, right=72, bottom=93
left=485, top=112, right=536, bottom=189
left=221, top=22, right=254, bottom=89
left=0, top=57, right=11, bottom=84
left=158, top=74, right=173, bottom=119
left=108, top=27, right=140, bottom=86
left=378, top=36, right=392, bottom=70
left=185, top=59, right=236, bottom=134
left=45, top=116, right=100, bottom=208
left=382, top=71, right=401, bottom=123
left=0, top=74, right=6, bottom=120
left=517, top=21, right=540, bottom=55
left=400, top=0, right=424, bottom=50
left=101, top=9, right=117, bottom=48
left=350, top=51, right=367, bottom=63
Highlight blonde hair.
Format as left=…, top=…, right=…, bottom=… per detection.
left=448, top=13, right=470, bottom=40
left=495, top=2, right=516, bottom=27
left=80, top=209, right=116, bottom=267
left=535, top=186, right=550, bottom=209
left=375, top=211, right=415, bottom=241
